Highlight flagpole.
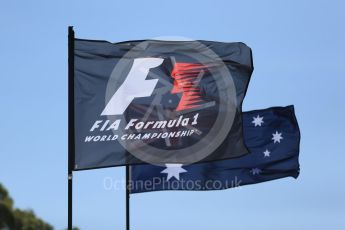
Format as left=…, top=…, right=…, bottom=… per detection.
left=68, top=26, right=75, bottom=230
left=126, top=165, right=130, bottom=230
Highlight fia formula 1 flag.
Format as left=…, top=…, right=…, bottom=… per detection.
left=72, top=37, right=253, bottom=170
left=130, top=106, right=300, bottom=193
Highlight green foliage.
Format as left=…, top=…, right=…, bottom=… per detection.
left=13, top=209, right=53, bottom=230
left=0, top=183, right=60, bottom=230
left=0, top=184, right=15, bottom=229
left=0, top=203, right=15, bottom=229
left=0, top=184, right=14, bottom=209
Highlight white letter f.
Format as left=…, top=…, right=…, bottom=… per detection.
left=101, top=58, right=164, bottom=116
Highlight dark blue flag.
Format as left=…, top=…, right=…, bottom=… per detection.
left=130, top=106, right=300, bottom=193
left=73, top=38, right=254, bottom=169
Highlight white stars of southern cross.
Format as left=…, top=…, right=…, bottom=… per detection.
left=250, top=114, right=283, bottom=175
left=272, top=131, right=283, bottom=143
left=263, top=149, right=271, bottom=157
left=252, top=115, right=264, bottom=127
left=160, top=114, right=285, bottom=180
left=250, top=168, right=262, bottom=175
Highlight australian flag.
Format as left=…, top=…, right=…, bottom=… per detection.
left=130, top=106, right=300, bottom=193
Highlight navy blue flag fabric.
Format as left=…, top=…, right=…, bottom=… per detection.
left=73, top=38, right=254, bottom=169
left=130, top=106, right=300, bottom=193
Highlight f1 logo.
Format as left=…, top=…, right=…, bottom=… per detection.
left=101, top=58, right=164, bottom=116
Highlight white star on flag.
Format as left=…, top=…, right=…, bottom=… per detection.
left=161, top=164, right=187, bottom=181
left=272, top=131, right=283, bottom=143
left=263, top=149, right=271, bottom=157
left=250, top=168, right=262, bottom=175
left=252, top=115, right=264, bottom=127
